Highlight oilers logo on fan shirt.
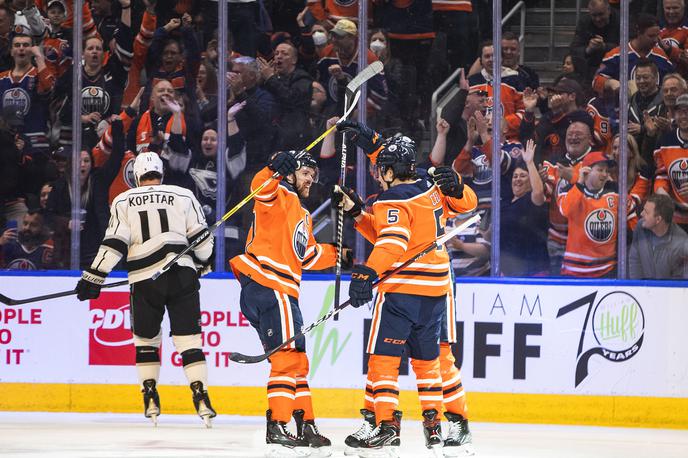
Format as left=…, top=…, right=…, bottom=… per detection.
left=584, top=208, right=615, bottom=243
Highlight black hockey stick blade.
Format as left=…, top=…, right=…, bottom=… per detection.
left=0, top=279, right=129, bottom=306
left=228, top=214, right=481, bottom=364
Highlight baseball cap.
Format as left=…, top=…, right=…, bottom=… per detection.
left=469, top=88, right=489, bottom=96
left=47, top=0, right=66, bottom=10
left=549, top=78, right=583, bottom=94
left=675, top=93, right=688, bottom=109
left=331, top=19, right=357, bottom=37
left=582, top=151, right=616, bottom=168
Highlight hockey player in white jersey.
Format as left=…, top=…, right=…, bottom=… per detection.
left=75, top=149, right=216, bottom=427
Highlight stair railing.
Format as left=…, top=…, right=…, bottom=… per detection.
left=430, top=1, right=526, bottom=147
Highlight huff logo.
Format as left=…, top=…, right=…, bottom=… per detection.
left=557, top=291, right=645, bottom=387
left=89, top=292, right=135, bottom=366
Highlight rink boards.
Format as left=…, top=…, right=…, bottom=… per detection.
left=0, top=273, right=687, bottom=429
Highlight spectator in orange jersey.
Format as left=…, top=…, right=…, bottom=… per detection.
left=558, top=151, right=637, bottom=277
left=658, top=0, right=688, bottom=74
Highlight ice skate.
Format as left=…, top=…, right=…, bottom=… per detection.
left=422, top=409, right=443, bottom=457
left=352, top=410, right=402, bottom=458
left=443, top=412, right=475, bottom=456
left=142, top=379, right=160, bottom=426
left=293, top=409, right=331, bottom=457
left=265, top=409, right=311, bottom=457
left=190, top=381, right=216, bottom=428
left=344, top=408, right=376, bottom=455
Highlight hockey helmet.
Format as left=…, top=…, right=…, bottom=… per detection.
left=290, top=150, right=319, bottom=183
left=134, top=152, right=164, bottom=186
left=375, top=135, right=417, bottom=180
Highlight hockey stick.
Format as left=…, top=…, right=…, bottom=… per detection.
left=150, top=90, right=363, bottom=281
left=229, top=213, right=481, bottom=364
left=333, top=60, right=385, bottom=320
left=0, top=279, right=129, bottom=306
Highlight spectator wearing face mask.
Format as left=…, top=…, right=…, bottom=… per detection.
left=296, top=5, right=329, bottom=75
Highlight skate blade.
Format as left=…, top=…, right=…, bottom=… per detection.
left=265, top=444, right=312, bottom=457
left=354, top=447, right=400, bottom=458
left=201, top=414, right=213, bottom=428
left=427, top=443, right=443, bottom=458
left=443, top=444, right=475, bottom=457
left=149, top=413, right=158, bottom=427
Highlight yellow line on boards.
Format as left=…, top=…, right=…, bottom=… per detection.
left=0, top=383, right=686, bottom=429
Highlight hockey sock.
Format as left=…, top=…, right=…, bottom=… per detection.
left=294, top=352, right=315, bottom=421
left=135, top=346, right=161, bottom=385
left=364, top=377, right=375, bottom=412
left=173, top=334, right=208, bottom=386
left=268, top=349, right=300, bottom=423
left=439, top=342, right=468, bottom=418
left=367, top=354, right=401, bottom=423
left=410, top=357, right=443, bottom=414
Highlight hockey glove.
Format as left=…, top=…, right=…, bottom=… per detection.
left=337, top=120, right=383, bottom=155
left=268, top=151, right=298, bottom=177
left=349, top=264, right=377, bottom=308
left=76, top=268, right=107, bottom=301
left=331, top=185, right=363, bottom=218
left=430, top=166, right=464, bottom=198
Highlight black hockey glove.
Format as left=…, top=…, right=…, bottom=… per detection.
left=76, top=268, right=107, bottom=301
left=268, top=151, right=298, bottom=177
left=331, top=185, right=363, bottom=218
left=336, top=120, right=383, bottom=155
left=349, top=264, right=377, bottom=308
left=430, top=166, right=464, bottom=198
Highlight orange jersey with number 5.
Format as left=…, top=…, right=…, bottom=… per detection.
left=355, top=176, right=477, bottom=296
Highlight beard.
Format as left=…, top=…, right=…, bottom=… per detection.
left=18, top=229, right=42, bottom=246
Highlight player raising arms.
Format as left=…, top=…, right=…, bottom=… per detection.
left=332, top=127, right=477, bottom=456
left=229, top=151, right=351, bottom=457
left=75, top=124, right=216, bottom=427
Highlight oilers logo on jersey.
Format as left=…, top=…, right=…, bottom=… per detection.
left=2, top=87, right=31, bottom=116
left=584, top=209, right=615, bottom=243
left=122, top=157, right=137, bottom=189
left=668, top=158, right=688, bottom=188
left=81, top=86, right=111, bottom=114
left=471, top=154, right=492, bottom=185
left=335, top=0, right=357, bottom=5
left=293, top=218, right=309, bottom=260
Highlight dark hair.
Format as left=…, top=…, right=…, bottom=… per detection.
left=635, top=57, right=659, bottom=76
left=646, top=194, right=674, bottom=223
left=635, top=13, right=659, bottom=34
left=479, top=40, right=493, bottom=56
left=502, top=31, right=519, bottom=42
left=140, top=171, right=163, bottom=182
left=513, top=159, right=529, bottom=173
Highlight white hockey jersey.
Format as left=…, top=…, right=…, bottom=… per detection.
left=90, top=184, right=213, bottom=283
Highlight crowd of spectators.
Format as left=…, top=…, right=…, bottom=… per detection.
left=0, top=0, right=686, bottom=279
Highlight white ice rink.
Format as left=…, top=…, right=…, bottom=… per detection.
left=1, top=412, right=687, bottom=458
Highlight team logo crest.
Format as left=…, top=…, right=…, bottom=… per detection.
left=471, top=154, right=492, bottom=185
left=335, top=0, right=357, bottom=5
left=584, top=208, right=614, bottom=243
left=81, top=86, right=111, bottom=114
left=293, top=218, right=309, bottom=260
left=122, top=157, right=136, bottom=189
left=668, top=158, right=688, bottom=189
left=2, top=87, right=31, bottom=116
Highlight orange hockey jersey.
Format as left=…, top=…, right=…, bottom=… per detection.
left=653, top=128, right=688, bottom=224
left=432, top=0, right=472, bottom=12
left=354, top=175, right=477, bottom=297
left=230, top=167, right=338, bottom=299
left=558, top=183, right=636, bottom=277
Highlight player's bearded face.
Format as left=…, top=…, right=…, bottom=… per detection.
left=294, top=167, right=316, bottom=198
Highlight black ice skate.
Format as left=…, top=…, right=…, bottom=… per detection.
left=353, top=410, right=402, bottom=458
left=142, top=379, right=160, bottom=426
left=422, top=409, right=443, bottom=456
left=344, top=408, right=376, bottom=455
left=190, top=381, right=217, bottom=428
left=265, top=409, right=310, bottom=457
left=444, top=412, right=475, bottom=456
left=293, top=409, right=332, bottom=456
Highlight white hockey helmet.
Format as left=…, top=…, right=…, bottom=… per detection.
left=133, top=152, right=164, bottom=186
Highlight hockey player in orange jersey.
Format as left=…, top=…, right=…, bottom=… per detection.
left=332, top=128, right=477, bottom=456
left=558, top=151, right=637, bottom=277
left=229, top=151, right=350, bottom=457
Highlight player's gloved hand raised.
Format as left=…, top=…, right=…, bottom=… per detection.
left=331, top=185, right=363, bottom=218
left=349, top=264, right=377, bottom=308
left=76, top=269, right=107, bottom=301
left=268, top=151, right=298, bottom=177
left=429, top=166, right=464, bottom=198
left=336, top=120, right=383, bottom=155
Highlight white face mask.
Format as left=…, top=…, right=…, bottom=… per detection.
left=370, top=39, right=386, bottom=54
left=313, top=31, right=327, bottom=46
